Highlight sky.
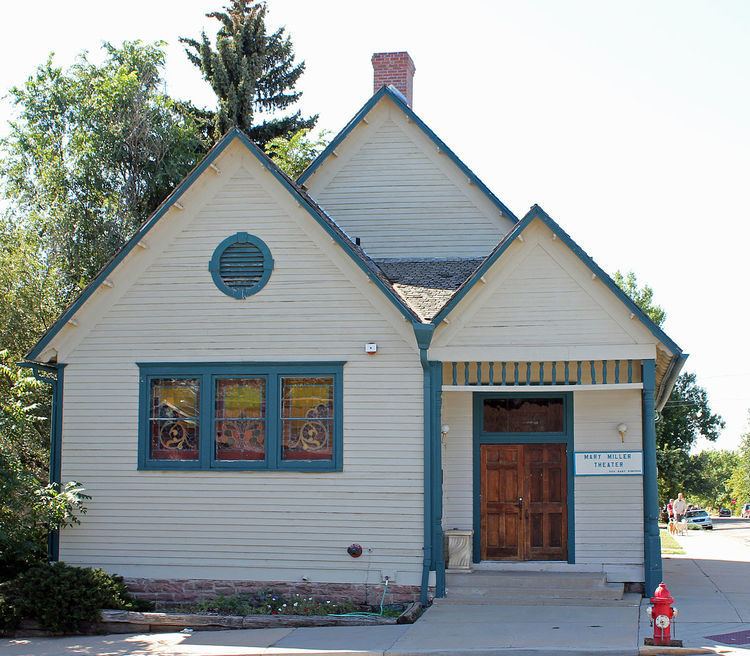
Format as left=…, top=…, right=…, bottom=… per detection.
left=1, top=1, right=748, bottom=450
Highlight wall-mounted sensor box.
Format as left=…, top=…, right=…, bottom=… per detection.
left=365, top=343, right=378, bottom=354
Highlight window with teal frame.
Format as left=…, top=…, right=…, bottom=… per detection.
left=138, top=362, right=344, bottom=471
left=209, top=232, right=273, bottom=299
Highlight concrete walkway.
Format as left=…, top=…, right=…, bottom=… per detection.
left=637, top=519, right=750, bottom=654
left=1, top=599, right=642, bottom=656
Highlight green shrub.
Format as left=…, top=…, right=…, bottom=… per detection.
left=0, top=562, right=146, bottom=633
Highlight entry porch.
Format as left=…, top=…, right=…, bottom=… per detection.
left=425, top=357, right=663, bottom=599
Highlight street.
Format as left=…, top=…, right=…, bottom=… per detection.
left=638, top=516, right=750, bottom=653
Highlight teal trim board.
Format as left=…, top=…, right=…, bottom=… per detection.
left=19, top=361, right=66, bottom=561
left=641, top=359, right=662, bottom=595
left=138, top=362, right=344, bottom=472
left=298, top=86, right=518, bottom=222
left=472, top=392, right=575, bottom=565
left=26, top=127, right=418, bottom=363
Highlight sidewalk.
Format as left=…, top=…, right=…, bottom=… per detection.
left=637, top=525, right=750, bottom=654
left=2, top=599, right=643, bottom=656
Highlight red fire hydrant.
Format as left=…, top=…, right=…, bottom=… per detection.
left=646, top=582, right=678, bottom=646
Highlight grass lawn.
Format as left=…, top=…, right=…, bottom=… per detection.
left=660, top=529, right=685, bottom=555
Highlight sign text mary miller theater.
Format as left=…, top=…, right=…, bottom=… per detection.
left=574, top=451, right=644, bottom=476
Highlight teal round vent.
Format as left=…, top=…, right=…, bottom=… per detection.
left=209, top=232, right=273, bottom=299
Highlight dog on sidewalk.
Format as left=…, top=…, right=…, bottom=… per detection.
left=668, top=520, right=688, bottom=536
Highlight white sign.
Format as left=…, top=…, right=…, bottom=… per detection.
left=574, top=451, right=643, bottom=476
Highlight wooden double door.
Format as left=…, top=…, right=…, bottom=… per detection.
left=480, top=443, right=568, bottom=561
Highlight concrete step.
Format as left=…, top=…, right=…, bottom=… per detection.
left=443, top=582, right=624, bottom=602
left=434, top=591, right=640, bottom=608
left=447, top=571, right=608, bottom=590
left=443, top=570, right=625, bottom=604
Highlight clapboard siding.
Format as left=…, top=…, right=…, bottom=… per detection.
left=58, top=143, right=426, bottom=586
left=574, top=390, right=644, bottom=571
left=442, top=392, right=473, bottom=530
left=307, top=99, right=513, bottom=259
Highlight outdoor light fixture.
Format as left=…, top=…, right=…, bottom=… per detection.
left=617, top=423, right=628, bottom=443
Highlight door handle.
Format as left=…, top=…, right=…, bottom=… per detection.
left=517, top=497, right=523, bottom=508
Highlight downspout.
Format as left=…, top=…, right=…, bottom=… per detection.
left=19, top=362, right=66, bottom=562
left=641, top=359, right=661, bottom=596
left=413, top=323, right=435, bottom=606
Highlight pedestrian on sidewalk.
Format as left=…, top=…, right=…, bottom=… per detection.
left=673, top=493, right=688, bottom=522
left=667, top=498, right=675, bottom=521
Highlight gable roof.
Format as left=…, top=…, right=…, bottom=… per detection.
left=297, top=85, right=519, bottom=222
left=431, top=204, right=684, bottom=357
left=26, top=128, right=423, bottom=362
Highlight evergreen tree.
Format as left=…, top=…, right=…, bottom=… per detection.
left=181, top=0, right=317, bottom=145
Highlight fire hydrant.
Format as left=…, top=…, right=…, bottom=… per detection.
left=646, top=582, right=678, bottom=646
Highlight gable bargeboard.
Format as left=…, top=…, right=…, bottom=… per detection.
left=56, top=139, right=428, bottom=584
left=303, top=94, right=516, bottom=259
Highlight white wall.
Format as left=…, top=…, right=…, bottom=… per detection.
left=57, top=140, right=426, bottom=586
left=305, top=97, right=514, bottom=259
left=574, top=390, right=644, bottom=581
left=440, top=389, right=644, bottom=582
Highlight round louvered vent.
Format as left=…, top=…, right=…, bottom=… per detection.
left=209, top=232, right=273, bottom=298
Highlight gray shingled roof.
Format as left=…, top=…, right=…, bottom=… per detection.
left=374, top=258, right=485, bottom=321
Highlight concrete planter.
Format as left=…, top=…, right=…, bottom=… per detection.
left=445, top=529, right=473, bottom=571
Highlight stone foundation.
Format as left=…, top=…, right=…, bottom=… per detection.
left=124, top=577, right=422, bottom=608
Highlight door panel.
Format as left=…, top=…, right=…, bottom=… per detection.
left=480, top=445, right=523, bottom=560
left=525, top=443, right=567, bottom=561
left=480, top=443, right=567, bottom=561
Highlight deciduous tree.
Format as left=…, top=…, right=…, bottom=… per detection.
left=614, top=271, right=725, bottom=502
left=1, top=41, right=208, bottom=291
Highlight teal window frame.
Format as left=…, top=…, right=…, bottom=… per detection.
left=138, top=362, right=344, bottom=472
left=472, top=391, right=575, bottom=564
left=209, top=232, right=274, bottom=299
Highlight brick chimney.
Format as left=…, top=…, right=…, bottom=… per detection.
left=372, top=51, right=416, bottom=107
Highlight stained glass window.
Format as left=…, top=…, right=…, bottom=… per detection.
left=281, top=377, right=334, bottom=461
left=149, top=378, right=200, bottom=460
left=215, top=378, right=266, bottom=461
left=483, top=397, right=564, bottom=433
left=139, top=364, right=342, bottom=471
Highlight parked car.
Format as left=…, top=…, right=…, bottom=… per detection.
left=685, top=509, right=713, bottom=529
left=742, top=503, right=750, bottom=519
left=719, top=508, right=732, bottom=517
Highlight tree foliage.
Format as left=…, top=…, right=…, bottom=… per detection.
left=614, top=271, right=725, bottom=502
left=685, top=449, right=738, bottom=510
left=613, top=271, right=666, bottom=327
left=729, top=422, right=750, bottom=508
left=0, top=352, right=89, bottom=580
left=181, top=0, right=316, bottom=144
left=1, top=41, right=208, bottom=291
left=264, top=128, right=328, bottom=179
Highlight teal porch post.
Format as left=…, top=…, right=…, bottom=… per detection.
left=642, top=359, right=662, bottom=595
left=430, top=361, right=445, bottom=597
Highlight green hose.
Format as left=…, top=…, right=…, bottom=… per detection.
left=327, top=579, right=389, bottom=617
